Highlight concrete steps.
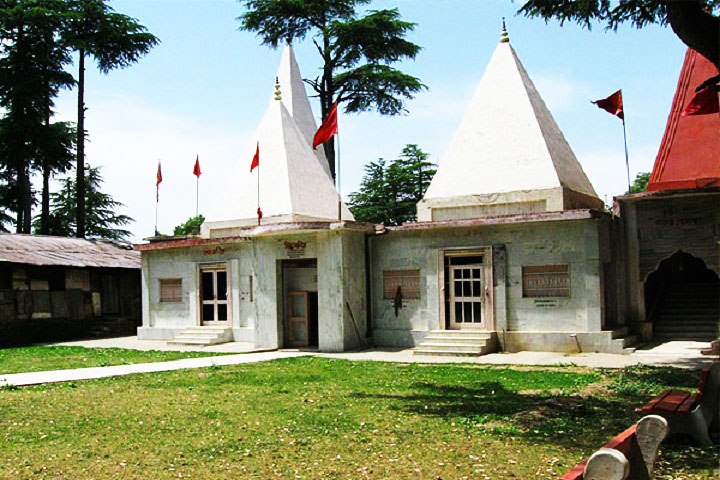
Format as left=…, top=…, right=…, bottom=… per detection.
left=167, top=326, right=233, bottom=346
left=413, top=330, right=497, bottom=357
left=609, top=327, right=638, bottom=354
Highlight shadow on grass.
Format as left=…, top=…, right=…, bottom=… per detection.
left=353, top=381, right=639, bottom=450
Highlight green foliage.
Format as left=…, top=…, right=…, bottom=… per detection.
left=628, top=171, right=650, bottom=194
left=61, top=0, right=158, bottom=238
left=0, top=0, right=76, bottom=233
left=518, top=0, right=720, bottom=68
left=173, top=214, right=205, bottom=236
left=33, top=164, right=133, bottom=240
left=238, top=0, right=425, bottom=177
left=348, top=144, right=435, bottom=225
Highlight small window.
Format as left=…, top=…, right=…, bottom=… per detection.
left=159, top=278, right=183, bottom=302
left=522, top=265, right=570, bottom=298
left=383, top=270, right=420, bottom=299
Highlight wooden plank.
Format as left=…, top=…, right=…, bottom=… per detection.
left=559, top=462, right=586, bottom=480
left=639, top=389, right=674, bottom=412
left=677, top=393, right=699, bottom=413
left=653, top=390, right=692, bottom=414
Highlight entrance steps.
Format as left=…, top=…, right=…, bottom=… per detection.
left=609, top=327, right=639, bottom=354
left=653, top=282, right=719, bottom=342
left=413, top=330, right=497, bottom=357
left=167, top=326, right=233, bottom=346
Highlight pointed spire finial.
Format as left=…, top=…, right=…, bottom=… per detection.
left=500, top=18, right=509, bottom=43
left=274, top=76, right=282, bottom=101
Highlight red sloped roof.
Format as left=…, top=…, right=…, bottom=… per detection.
left=647, top=49, right=720, bottom=192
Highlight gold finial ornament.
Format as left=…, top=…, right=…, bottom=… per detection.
left=274, top=76, right=282, bottom=101
left=500, top=18, right=509, bottom=43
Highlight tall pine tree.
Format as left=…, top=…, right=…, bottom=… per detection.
left=349, top=144, right=435, bottom=225
left=238, top=0, right=425, bottom=180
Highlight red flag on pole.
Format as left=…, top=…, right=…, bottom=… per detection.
left=682, top=86, right=719, bottom=116
left=156, top=162, right=162, bottom=201
left=257, top=207, right=263, bottom=220
left=250, top=142, right=259, bottom=172
left=312, top=101, right=339, bottom=149
left=193, top=155, right=202, bottom=177
left=592, top=89, right=624, bottom=120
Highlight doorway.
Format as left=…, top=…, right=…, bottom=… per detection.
left=441, top=248, right=493, bottom=330
left=200, top=265, right=229, bottom=325
left=282, top=259, right=319, bottom=348
left=645, top=250, right=719, bottom=341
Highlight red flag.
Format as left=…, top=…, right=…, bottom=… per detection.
left=592, top=89, right=624, bottom=120
left=250, top=142, right=259, bottom=172
left=257, top=207, right=263, bottom=220
left=312, top=101, right=338, bottom=149
left=193, top=155, right=202, bottom=177
left=682, top=86, right=719, bottom=116
left=156, top=162, right=162, bottom=201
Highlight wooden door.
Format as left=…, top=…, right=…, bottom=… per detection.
left=449, top=264, right=485, bottom=329
left=201, top=268, right=229, bottom=325
left=287, top=291, right=309, bottom=347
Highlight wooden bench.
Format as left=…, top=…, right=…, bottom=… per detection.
left=636, top=362, right=719, bottom=445
left=560, top=415, right=668, bottom=480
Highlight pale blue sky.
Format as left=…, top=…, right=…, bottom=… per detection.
left=50, top=0, right=687, bottom=241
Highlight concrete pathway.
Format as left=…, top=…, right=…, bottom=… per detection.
left=0, top=351, right=310, bottom=388
left=44, top=336, right=262, bottom=353
left=322, top=341, right=717, bottom=369
left=2, top=337, right=714, bottom=388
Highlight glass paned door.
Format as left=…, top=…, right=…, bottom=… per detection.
left=449, top=264, right=485, bottom=329
left=201, top=268, right=229, bottom=324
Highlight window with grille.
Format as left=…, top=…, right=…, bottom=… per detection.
left=159, top=278, right=183, bottom=302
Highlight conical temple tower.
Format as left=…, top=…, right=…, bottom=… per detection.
left=276, top=46, right=333, bottom=179
left=205, top=49, right=353, bottom=231
left=647, top=48, right=720, bottom=191
left=418, top=25, right=602, bottom=222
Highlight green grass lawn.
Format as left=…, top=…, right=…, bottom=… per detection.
left=0, top=358, right=716, bottom=479
left=0, top=346, right=232, bottom=374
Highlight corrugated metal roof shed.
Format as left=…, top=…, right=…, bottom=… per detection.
left=0, top=234, right=140, bottom=269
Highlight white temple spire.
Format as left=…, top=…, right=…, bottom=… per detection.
left=418, top=30, right=602, bottom=221
left=276, top=45, right=333, bottom=179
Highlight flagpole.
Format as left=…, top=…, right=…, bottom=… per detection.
left=622, top=118, right=631, bottom=193
left=155, top=159, right=160, bottom=236
left=195, top=175, right=199, bottom=218
left=336, top=133, right=341, bottom=221
left=257, top=160, right=261, bottom=226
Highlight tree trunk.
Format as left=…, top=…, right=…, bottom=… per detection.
left=40, top=72, right=51, bottom=235
left=22, top=164, right=31, bottom=233
left=320, top=31, right=336, bottom=182
left=666, top=1, right=720, bottom=70
left=76, top=49, right=86, bottom=238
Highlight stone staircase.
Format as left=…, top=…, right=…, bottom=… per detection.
left=167, top=326, right=233, bottom=346
left=609, top=326, right=639, bottom=354
left=653, top=282, right=719, bottom=342
left=413, top=330, right=498, bottom=357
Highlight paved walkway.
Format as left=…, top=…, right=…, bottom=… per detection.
left=1, top=337, right=715, bottom=388
left=0, top=351, right=310, bottom=387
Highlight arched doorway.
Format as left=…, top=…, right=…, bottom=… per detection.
left=644, top=251, right=719, bottom=341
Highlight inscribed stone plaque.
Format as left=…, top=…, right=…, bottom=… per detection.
left=383, top=270, right=420, bottom=299
left=522, top=265, right=570, bottom=298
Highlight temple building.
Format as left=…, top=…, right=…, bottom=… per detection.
left=135, top=29, right=718, bottom=353
left=613, top=48, right=719, bottom=343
